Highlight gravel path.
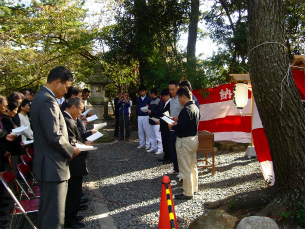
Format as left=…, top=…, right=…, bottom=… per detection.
left=0, top=120, right=267, bottom=228
left=80, top=121, right=267, bottom=229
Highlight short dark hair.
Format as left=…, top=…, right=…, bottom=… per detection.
left=82, top=88, right=90, bottom=95
left=7, top=101, right=18, bottom=111
left=161, top=88, right=170, bottom=96
left=20, top=99, right=30, bottom=108
left=66, top=97, right=84, bottom=109
left=64, top=86, right=82, bottom=100
left=20, top=89, right=30, bottom=96
left=177, top=87, right=191, bottom=99
left=179, top=80, right=192, bottom=91
left=168, top=80, right=179, bottom=87
left=28, top=88, right=36, bottom=95
left=7, top=92, right=24, bottom=106
left=150, top=88, right=158, bottom=96
left=47, top=66, right=73, bottom=83
left=139, top=85, right=147, bottom=91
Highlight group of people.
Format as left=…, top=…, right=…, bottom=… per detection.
left=0, top=66, right=94, bottom=228
left=134, top=81, right=200, bottom=200
left=114, top=81, right=200, bottom=201
left=0, top=65, right=200, bottom=228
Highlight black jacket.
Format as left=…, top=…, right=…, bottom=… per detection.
left=63, top=112, right=88, bottom=178
left=149, top=97, right=164, bottom=125
left=1, top=115, right=21, bottom=156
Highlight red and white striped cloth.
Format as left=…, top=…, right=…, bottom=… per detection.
left=193, top=83, right=252, bottom=143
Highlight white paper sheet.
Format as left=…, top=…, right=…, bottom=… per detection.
left=12, top=125, right=29, bottom=135
left=86, top=131, right=103, bottom=141
left=93, top=122, right=107, bottom=131
left=149, top=117, right=160, bottom=122
left=161, top=116, right=175, bottom=124
left=75, top=143, right=97, bottom=151
left=23, top=140, right=34, bottom=145
left=140, top=106, right=149, bottom=112
left=82, top=108, right=91, bottom=116
left=86, top=114, right=98, bottom=122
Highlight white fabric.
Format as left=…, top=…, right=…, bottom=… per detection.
left=176, top=136, right=198, bottom=196
left=199, top=99, right=251, bottom=121
left=18, top=113, right=33, bottom=142
left=213, top=132, right=251, bottom=143
left=149, top=124, right=163, bottom=152
left=259, top=160, right=275, bottom=186
left=138, top=116, right=150, bottom=148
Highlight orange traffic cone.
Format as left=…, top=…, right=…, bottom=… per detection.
left=158, top=176, right=178, bottom=229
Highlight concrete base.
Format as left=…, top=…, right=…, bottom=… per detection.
left=245, top=146, right=256, bottom=158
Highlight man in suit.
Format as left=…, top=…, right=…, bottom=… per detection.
left=31, top=66, right=81, bottom=229
left=63, top=97, right=92, bottom=228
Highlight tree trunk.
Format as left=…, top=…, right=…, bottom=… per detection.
left=187, top=0, right=199, bottom=71
left=248, top=0, right=305, bottom=210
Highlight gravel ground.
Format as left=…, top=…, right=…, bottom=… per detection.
left=1, top=120, right=267, bottom=229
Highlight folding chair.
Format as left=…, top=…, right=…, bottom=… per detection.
left=25, top=147, right=34, bottom=159
left=17, top=164, right=40, bottom=199
left=20, top=154, right=32, bottom=166
left=20, top=155, right=38, bottom=187
left=0, top=171, right=39, bottom=229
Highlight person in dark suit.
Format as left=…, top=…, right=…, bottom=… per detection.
left=63, top=97, right=92, bottom=228
left=157, top=88, right=172, bottom=164
left=31, top=66, right=81, bottom=229
left=113, top=92, right=122, bottom=138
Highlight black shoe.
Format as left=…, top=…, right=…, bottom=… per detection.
left=174, top=194, right=193, bottom=200
left=74, top=215, right=84, bottom=221
left=162, top=160, right=172, bottom=165
left=0, top=220, right=8, bottom=225
left=78, top=204, right=88, bottom=211
left=0, top=203, right=9, bottom=208
left=80, top=192, right=84, bottom=198
left=65, top=220, right=85, bottom=228
left=79, top=198, right=89, bottom=204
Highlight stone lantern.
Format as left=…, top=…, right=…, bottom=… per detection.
left=85, top=62, right=111, bottom=121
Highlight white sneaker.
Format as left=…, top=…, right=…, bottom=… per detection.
left=137, top=145, right=145, bottom=149
left=177, top=173, right=182, bottom=178
left=155, top=151, right=164, bottom=155
left=147, top=149, right=156, bottom=153
left=145, top=146, right=150, bottom=150
left=167, top=169, right=178, bottom=175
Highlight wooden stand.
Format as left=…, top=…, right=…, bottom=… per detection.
left=197, top=131, right=216, bottom=175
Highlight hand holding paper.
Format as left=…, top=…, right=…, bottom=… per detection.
left=82, top=108, right=91, bottom=116
left=11, top=125, right=29, bottom=136
left=140, top=106, right=149, bottom=112
left=75, top=143, right=97, bottom=151
left=86, top=114, right=98, bottom=122
left=93, top=122, right=107, bottom=131
left=86, top=131, right=103, bottom=141
left=161, top=116, right=175, bottom=124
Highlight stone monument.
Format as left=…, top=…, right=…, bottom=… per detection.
left=85, top=62, right=114, bottom=143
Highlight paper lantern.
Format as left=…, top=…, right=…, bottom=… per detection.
left=233, top=83, right=248, bottom=109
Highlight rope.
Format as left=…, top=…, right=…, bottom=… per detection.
left=248, top=42, right=287, bottom=56
left=280, top=65, right=292, bottom=110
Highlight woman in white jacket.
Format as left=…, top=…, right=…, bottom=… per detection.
left=18, top=99, right=33, bottom=142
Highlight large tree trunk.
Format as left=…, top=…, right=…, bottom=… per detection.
left=187, top=0, right=199, bottom=71
left=248, top=0, right=305, bottom=212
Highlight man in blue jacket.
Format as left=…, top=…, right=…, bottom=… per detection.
left=119, top=92, right=131, bottom=140
left=136, top=86, right=151, bottom=150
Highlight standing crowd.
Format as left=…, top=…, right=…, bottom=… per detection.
left=0, top=65, right=201, bottom=229
left=114, top=80, right=200, bottom=201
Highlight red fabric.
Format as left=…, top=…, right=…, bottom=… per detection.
left=198, top=116, right=251, bottom=133
left=252, top=128, right=272, bottom=162
left=291, top=69, right=305, bottom=100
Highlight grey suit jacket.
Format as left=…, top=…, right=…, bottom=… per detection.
left=31, top=86, right=74, bottom=182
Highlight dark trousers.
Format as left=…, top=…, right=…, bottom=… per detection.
left=161, top=129, right=171, bottom=161
left=0, top=157, right=5, bottom=206
left=65, top=176, right=83, bottom=225
left=119, top=115, right=130, bottom=138
left=114, top=115, right=120, bottom=137
left=170, top=131, right=179, bottom=173
left=38, top=180, right=68, bottom=229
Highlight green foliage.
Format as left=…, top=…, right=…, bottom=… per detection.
left=295, top=202, right=305, bottom=226
left=0, top=0, right=99, bottom=95
left=280, top=211, right=292, bottom=219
